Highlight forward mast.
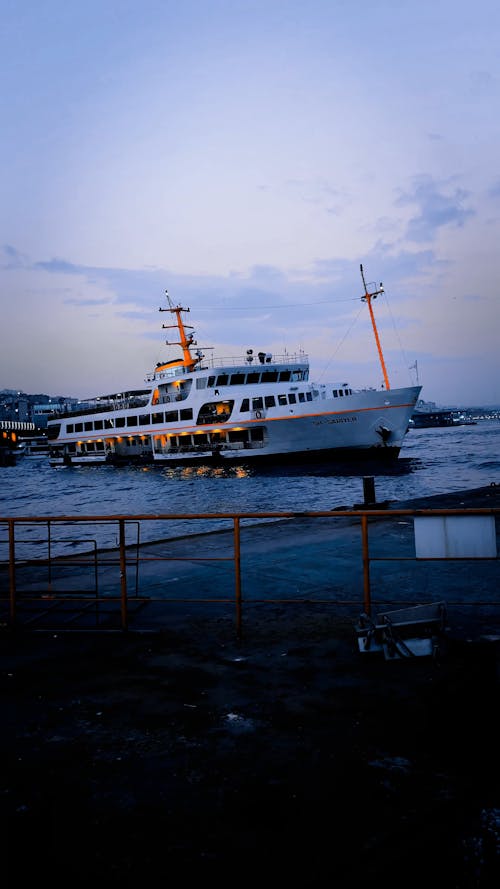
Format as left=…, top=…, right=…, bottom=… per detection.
left=158, top=290, right=200, bottom=371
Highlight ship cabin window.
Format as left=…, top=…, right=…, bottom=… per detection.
left=46, top=425, right=60, bottom=441
left=246, top=372, right=260, bottom=384
left=180, top=408, right=193, bottom=421
left=312, top=389, right=319, bottom=398
left=264, top=396, right=275, bottom=408
left=298, top=393, right=305, bottom=403
left=105, top=418, right=114, bottom=429
left=164, top=410, right=178, bottom=422
left=194, top=433, right=209, bottom=446
left=126, top=416, right=138, bottom=427
left=333, top=390, right=338, bottom=397
left=197, top=402, right=233, bottom=424
left=250, top=427, right=264, bottom=442
left=278, top=395, right=287, bottom=406
left=288, top=394, right=297, bottom=404
left=67, top=444, right=76, bottom=454
left=279, top=371, right=291, bottom=382
left=216, top=374, right=229, bottom=387
left=230, top=373, right=245, bottom=385
left=139, top=414, right=150, bottom=425
left=84, top=421, right=92, bottom=431
left=75, top=423, right=83, bottom=432
left=338, top=389, right=344, bottom=397
left=152, top=412, right=164, bottom=424
left=306, top=392, right=312, bottom=401
left=261, top=371, right=278, bottom=383
left=116, top=417, right=126, bottom=428
left=207, top=376, right=216, bottom=388
left=94, top=420, right=104, bottom=430
left=291, top=370, right=303, bottom=382
left=252, top=397, right=264, bottom=410
left=228, top=429, right=248, bottom=443
left=66, top=424, right=74, bottom=433
left=240, top=398, right=250, bottom=412
left=196, top=378, right=207, bottom=389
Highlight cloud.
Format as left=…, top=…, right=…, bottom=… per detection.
left=1, top=244, right=29, bottom=268
left=396, top=175, right=474, bottom=243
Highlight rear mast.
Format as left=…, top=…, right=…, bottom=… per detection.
left=360, top=264, right=391, bottom=390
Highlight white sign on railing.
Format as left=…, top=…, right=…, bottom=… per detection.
left=414, top=516, right=497, bottom=559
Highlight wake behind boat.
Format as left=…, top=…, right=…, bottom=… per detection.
left=47, top=268, right=421, bottom=467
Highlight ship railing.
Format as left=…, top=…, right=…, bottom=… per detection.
left=146, top=353, right=309, bottom=381
left=50, top=396, right=151, bottom=420
left=200, top=352, right=308, bottom=369
left=159, top=439, right=265, bottom=455
left=218, top=440, right=265, bottom=451
left=1, top=505, right=498, bottom=638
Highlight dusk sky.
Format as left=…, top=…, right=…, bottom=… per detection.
left=2, top=0, right=499, bottom=406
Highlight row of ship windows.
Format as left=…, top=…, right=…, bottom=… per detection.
left=63, top=388, right=352, bottom=433
left=65, top=410, right=194, bottom=433
left=196, top=369, right=306, bottom=388
left=63, top=439, right=152, bottom=453
left=62, top=426, right=265, bottom=454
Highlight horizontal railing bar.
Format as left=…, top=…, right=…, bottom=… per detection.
left=1, top=507, right=499, bottom=522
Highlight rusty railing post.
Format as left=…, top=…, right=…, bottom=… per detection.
left=361, top=513, right=371, bottom=615
left=8, top=519, right=16, bottom=625
left=118, top=518, right=128, bottom=631
left=233, top=516, right=242, bottom=638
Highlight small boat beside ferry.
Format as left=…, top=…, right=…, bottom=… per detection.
left=47, top=267, right=421, bottom=467
left=409, top=400, right=478, bottom=429
left=410, top=409, right=456, bottom=429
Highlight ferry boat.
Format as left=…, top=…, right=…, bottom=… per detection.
left=47, top=267, right=421, bottom=467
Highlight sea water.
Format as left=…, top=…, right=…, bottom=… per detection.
left=1, top=420, right=499, bottom=556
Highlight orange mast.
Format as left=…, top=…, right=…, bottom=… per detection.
left=159, top=290, right=198, bottom=371
left=360, top=264, right=391, bottom=391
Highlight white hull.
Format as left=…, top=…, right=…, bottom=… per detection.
left=152, top=388, right=418, bottom=464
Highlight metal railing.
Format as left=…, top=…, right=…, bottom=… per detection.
left=0, top=506, right=499, bottom=636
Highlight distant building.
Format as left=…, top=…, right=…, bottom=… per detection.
left=0, top=391, right=78, bottom=429
left=0, top=392, right=31, bottom=424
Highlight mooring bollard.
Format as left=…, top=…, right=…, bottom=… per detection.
left=363, top=476, right=376, bottom=505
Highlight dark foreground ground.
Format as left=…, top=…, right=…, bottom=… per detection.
left=2, top=486, right=500, bottom=887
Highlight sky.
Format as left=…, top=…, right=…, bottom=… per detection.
left=1, top=0, right=500, bottom=407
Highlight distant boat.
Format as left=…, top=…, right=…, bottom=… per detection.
left=452, top=414, right=477, bottom=426
left=47, top=266, right=421, bottom=467
left=410, top=409, right=456, bottom=429
left=0, top=430, right=21, bottom=465
left=18, top=434, right=51, bottom=457
left=409, top=403, right=478, bottom=429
